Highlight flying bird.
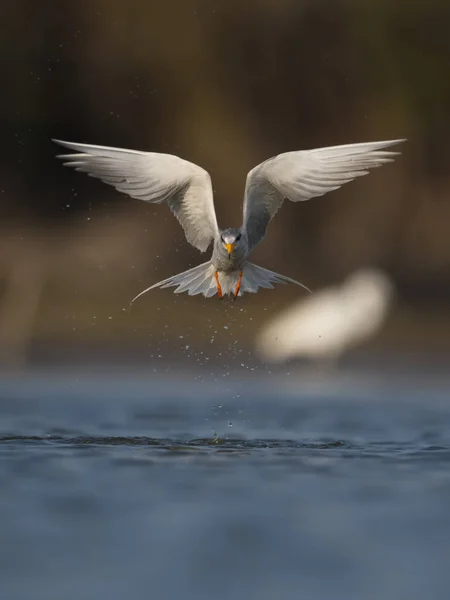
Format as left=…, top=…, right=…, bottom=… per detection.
left=255, top=269, right=394, bottom=364
left=53, top=138, right=405, bottom=301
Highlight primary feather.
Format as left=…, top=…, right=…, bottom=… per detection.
left=53, top=139, right=219, bottom=252
left=243, top=139, right=406, bottom=250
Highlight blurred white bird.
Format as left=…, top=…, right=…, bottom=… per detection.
left=255, top=269, right=394, bottom=363
left=53, top=139, right=404, bottom=301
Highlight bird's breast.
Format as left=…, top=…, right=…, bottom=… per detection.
left=212, top=253, right=245, bottom=273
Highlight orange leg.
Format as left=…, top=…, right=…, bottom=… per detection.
left=214, top=271, right=223, bottom=299
left=233, top=271, right=243, bottom=300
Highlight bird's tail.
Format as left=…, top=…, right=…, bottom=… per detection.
left=238, top=263, right=311, bottom=296
left=130, top=261, right=311, bottom=304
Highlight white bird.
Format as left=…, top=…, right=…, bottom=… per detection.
left=53, top=139, right=405, bottom=302
left=255, top=269, right=394, bottom=363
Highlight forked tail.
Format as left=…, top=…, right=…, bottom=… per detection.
left=130, top=261, right=311, bottom=305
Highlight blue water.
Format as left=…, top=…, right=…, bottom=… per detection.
left=1, top=368, right=450, bottom=600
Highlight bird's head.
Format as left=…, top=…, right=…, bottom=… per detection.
left=220, top=228, right=243, bottom=257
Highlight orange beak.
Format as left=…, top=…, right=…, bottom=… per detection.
left=225, top=243, right=236, bottom=256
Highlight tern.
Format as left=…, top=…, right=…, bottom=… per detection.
left=256, top=268, right=394, bottom=363
left=53, top=138, right=405, bottom=301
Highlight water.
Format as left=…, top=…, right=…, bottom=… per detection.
left=1, top=368, right=450, bottom=600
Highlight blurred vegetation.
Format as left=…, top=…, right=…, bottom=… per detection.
left=1, top=0, right=450, bottom=367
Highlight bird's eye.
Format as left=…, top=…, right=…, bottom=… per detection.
left=236, top=234, right=242, bottom=241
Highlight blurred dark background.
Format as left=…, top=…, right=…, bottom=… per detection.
left=1, top=0, right=450, bottom=368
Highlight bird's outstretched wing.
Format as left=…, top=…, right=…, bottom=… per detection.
left=53, top=140, right=219, bottom=252
left=243, top=139, right=406, bottom=250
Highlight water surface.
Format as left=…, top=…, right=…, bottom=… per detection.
left=1, top=369, right=450, bottom=600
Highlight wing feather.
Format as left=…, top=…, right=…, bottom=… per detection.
left=53, top=140, right=219, bottom=252
left=243, top=139, right=406, bottom=250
